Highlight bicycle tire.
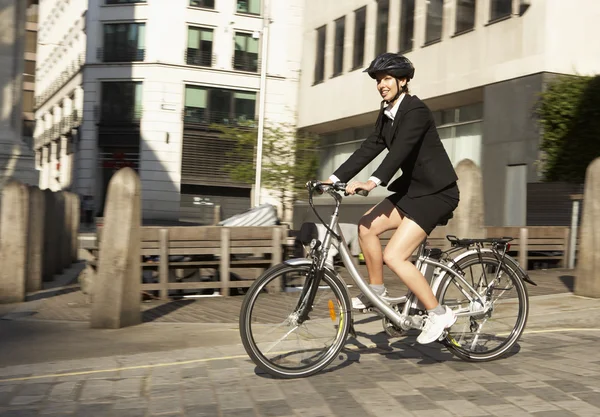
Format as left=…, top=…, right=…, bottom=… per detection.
left=437, top=252, right=529, bottom=362
left=239, top=263, right=352, bottom=378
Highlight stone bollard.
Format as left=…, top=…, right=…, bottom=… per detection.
left=27, top=186, right=45, bottom=292
left=62, top=192, right=72, bottom=270
left=446, top=159, right=485, bottom=243
left=0, top=181, right=30, bottom=303
left=53, top=192, right=66, bottom=274
left=70, top=193, right=80, bottom=262
left=91, top=167, right=142, bottom=328
left=43, top=190, right=57, bottom=281
left=575, top=157, right=600, bottom=298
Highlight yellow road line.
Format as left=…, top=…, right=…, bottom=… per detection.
left=2, top=327, right=599, bottom=383
left=0, top=354, right=250, bottom=383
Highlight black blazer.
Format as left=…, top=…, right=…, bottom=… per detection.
left=333, top=95, right=458, bottom=197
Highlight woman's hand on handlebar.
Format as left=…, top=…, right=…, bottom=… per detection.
left=346, top=180, right=376, bottom=196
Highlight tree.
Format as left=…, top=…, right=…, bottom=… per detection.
left=536, top=75, right=600, bottom=183
left=215, top=121, right=320, bottom=217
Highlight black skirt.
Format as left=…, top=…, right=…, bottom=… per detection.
left=387, top=182, right=460, bottom=235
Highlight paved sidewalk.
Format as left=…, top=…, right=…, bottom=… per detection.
left=1, top=292, right=600, bottom=416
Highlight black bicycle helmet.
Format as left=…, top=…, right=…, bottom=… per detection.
left=364, top=52, right=415, bottom=80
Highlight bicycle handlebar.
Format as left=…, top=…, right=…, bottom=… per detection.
left=308, top=181, right=370, bottom=197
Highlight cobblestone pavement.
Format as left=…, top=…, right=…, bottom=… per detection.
left=1, top=291, right=600, bottom=417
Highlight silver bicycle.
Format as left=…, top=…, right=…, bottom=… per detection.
left=239, top=181, right=536, bottom=378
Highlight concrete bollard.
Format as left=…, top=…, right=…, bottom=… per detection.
left=53, top=192, right=66, bottom=274
left=70, top=193, right=80, bottom=262
left=575, top=157, right=600, bottom=298
left=91, top=167, right=142, bottom=328
left=27, top=186, right=45, bottom=292
left=43, top=190, right=57, bottom=281
left=446, top=159, right=485, bottom=242
left=0, top=181, right=30, bottom=303
left=62, top=192, right=74, bottom=269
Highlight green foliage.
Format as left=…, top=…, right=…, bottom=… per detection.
left=214, top=121, right=320, bottom=213
left=536, top=75, right=600, bottom=183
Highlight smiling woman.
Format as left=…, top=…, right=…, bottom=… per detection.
left=320, top=52, right=461, bottom=345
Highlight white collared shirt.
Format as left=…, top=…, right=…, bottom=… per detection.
left=329, top=94, right=406, bottom=187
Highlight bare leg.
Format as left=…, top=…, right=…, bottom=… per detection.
left=382, top=217, right=439, bottom=310
left=357, top=199, right=404, bottom=286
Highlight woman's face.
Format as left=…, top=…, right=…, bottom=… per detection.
left=376, top=74, right=405, bottom=102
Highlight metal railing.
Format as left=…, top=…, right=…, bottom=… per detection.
left=185, top=49, right=214, bottom=67
left=183, top=108, right=257, bottom=127
left=97, top=47, right=146, bottom=62
left=232, top=52, right=260, bottom=73
left=96, top=105, right=143, bottom=124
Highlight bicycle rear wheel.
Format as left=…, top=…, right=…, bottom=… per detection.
left=239, top=263, right=351, bottom=378
left=437, top=253, right=529, bottom=361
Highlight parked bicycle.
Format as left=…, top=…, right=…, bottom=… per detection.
left=239, top=181, right=537, bottom=378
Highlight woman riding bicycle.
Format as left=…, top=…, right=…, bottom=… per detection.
left=322, top=52, right=460, bottom=345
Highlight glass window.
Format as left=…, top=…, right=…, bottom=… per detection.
left=103, top=22, right=145, bottom=62
left=375, top=0, right=389, bottom=56
left=25, top=30, right=36, bottom=53
left=101, top=82, right=143, bottom=122
left=234, top=32, right=259, bottom=72
left=425, top=0, right=443, bottom=45
left=490, top=0, right=512, bottom=21
left=189, top=0, right=214, bottom=8
left=333, top=16, right=345, bottom=77
left=458, top=103, right=483, bottom=122
left=314, top=25, right=326, bottom=84
left=455, top=0, right=475, bottom=34
left=237, top=0, right=260, bottom=15
left=184, top=86, right=256, bottom=125
left=353, top=7, right=366, bottom=69
left=187, top=27, right=213, bottom=66
left=399, top=0, right=415, bottom=53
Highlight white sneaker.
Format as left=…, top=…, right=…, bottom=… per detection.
left=352, top=289, right=388, bottom=310
left=416, top=306, right=457, bottom=345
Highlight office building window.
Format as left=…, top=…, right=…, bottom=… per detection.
left=25, top=30, right=36, bottom=53
left=490, top=0, right=512, bottom=21
left=102, top=22, right=145, bottom=62
left=353, top=6, right=366, bottom=69
left=375, top=0, right=389, bottom=56
left=237, top=0, right=260, bottom=15
left=433, top=103, right=483, bottom=167
left=333, top=16, right=345, bottom=77
left=399, top=0, right=415, bottom=53
left=186, top=27, right=213, bottom=66
left=425, top=0, right=443, bottom=45
left=314, top=25, right=326, bottom=84
left=455, top=0, right=475, bottom=34
left=189, top=0, right=214, bottom=8
left=100, top=82, right=143, bottom=123
left=234, top=32, right=259, bottom=72
left=184, top=86, right=256, bottom=125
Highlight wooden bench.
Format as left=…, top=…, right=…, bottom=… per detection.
left=91, top=225, right=287, bottom=299
left=485, top=226, right=570, bottom=269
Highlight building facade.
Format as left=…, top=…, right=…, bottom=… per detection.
left=0, top=0, right=39, bottom=199
left=296, top=0, right=600, bottom=227
left=34, top=0, right=86, bottom=194
left=35, top=0, right=304, bottom=224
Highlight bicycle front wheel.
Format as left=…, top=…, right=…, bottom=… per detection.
left=437, top=253, right=529, bottom=362
left=239, top=263, right=351, bottom=378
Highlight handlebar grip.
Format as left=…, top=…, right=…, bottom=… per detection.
left=356, top=189, right=369, bottom=197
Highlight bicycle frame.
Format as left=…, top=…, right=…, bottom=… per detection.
left=305, top=185, right=488, bottom=329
